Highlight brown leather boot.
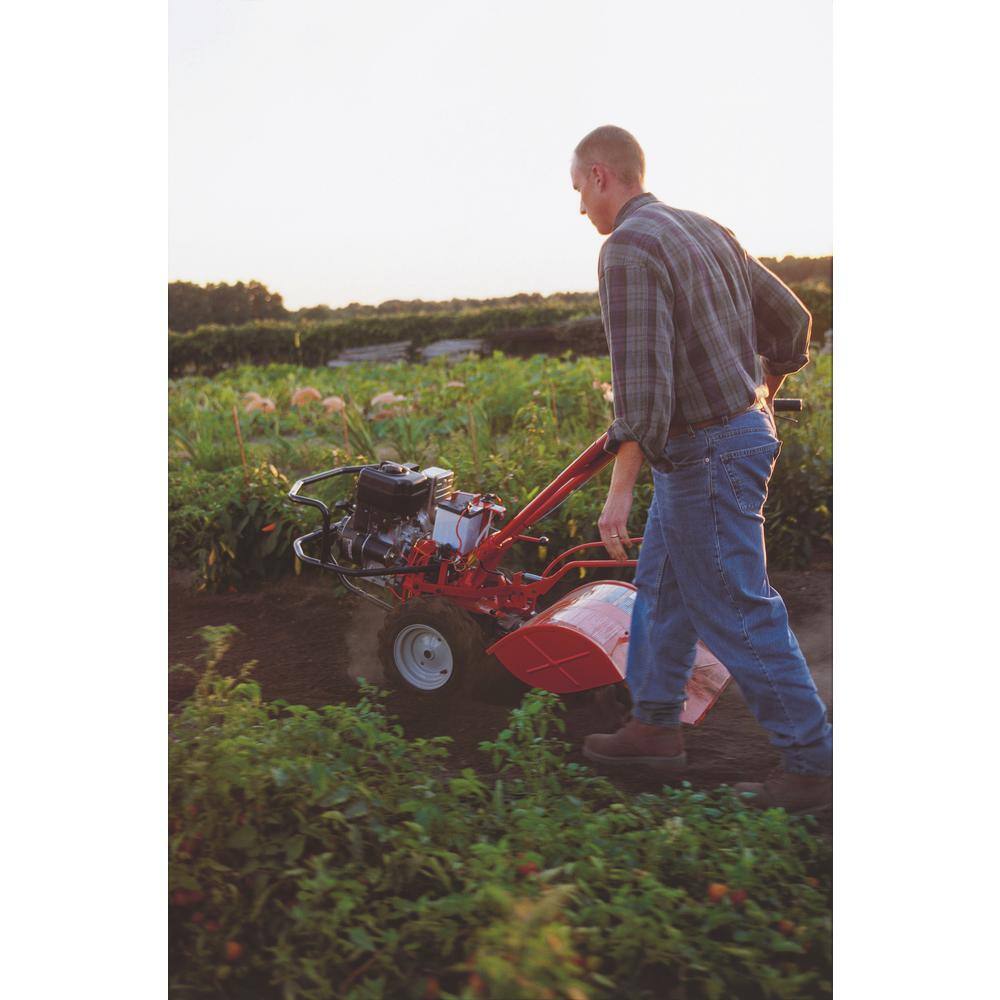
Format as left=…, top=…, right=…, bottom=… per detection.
left=582, top=719, right=686, bottom=774
left=733, top=769, right=832, bottom=815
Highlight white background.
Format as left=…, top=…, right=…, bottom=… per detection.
left=2, top=1, right=997, bottom=996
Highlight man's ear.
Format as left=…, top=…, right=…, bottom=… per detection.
left=592, top=162, right=612, bottom=192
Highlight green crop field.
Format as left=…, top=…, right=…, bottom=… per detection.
left=169, top=350, right=831, bottom=593
left=170, top=629, right=832, bottom=999
left=169, top=315, right=833, bottom=998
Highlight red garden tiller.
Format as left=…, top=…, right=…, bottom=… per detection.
left=289, top=399, right=801, bottom=725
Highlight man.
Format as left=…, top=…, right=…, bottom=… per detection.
left=571, top=125, right=832, bottom=813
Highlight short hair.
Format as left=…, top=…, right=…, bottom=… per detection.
left=574, top=125, right=646, bottom=186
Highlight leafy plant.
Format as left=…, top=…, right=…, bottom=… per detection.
left=169, top=463, right=312, bottom=592
left=169, top=634, right=832, bottom=999
left=169, top=350, right=831, bottom=586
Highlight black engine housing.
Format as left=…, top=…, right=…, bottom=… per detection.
left=356, top=463, right=430, bottom=517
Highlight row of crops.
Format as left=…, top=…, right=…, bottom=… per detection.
left=168, top=350, right=832, bottom=592
left=169, top=345, right=833, bottom=998
left=170, top=629, right=832, bottom=999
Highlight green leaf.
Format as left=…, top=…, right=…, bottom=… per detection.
left=171, top=871, right=203, bottom=891
left=285, top=834, right=306, bottom=862
left=260, top=527, right=282, bottom=557
left=226, top=825, right=257, bottom=850
left=321, top=785, right=351, bottom=806
left=348, top=927, right=375, bottom=951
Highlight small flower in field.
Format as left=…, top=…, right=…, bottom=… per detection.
left=593, top=380, right=614, bottom=403
left=245, top=395, right=276, bottom=414
left=369, top=389, right=409, bottom=421
left=261, top=522, right=276, bottom=533
left=243, top=390, right=263, bottom=403
left=532, top=389, right=542, bottom=397
left=445, top=380, right=465, bottom=388
left=370, top=390, right=407, bottom=408
left=322, top=394, right=346, bottom=413
left=291, top=386, right=322, bottom=407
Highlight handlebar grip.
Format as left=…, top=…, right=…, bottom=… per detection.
left=773, top=398, right=803, bottom=412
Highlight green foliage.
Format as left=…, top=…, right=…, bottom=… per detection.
left=294, top=290, right=600, bottom=322
left=768, top=354, right=833, bottom=566
left=168, top=303, right=593, bottom=377
left=170, top=412, right=245, bottom=472
left=168, top=350, right=831, bottom=585
left=478, top=689, right=574, bottom=796
left=794, top=283, right=833, bottom=344
left=170, top=636, right=832, bottom=999
left=168, top=281, right=831, bottom=377
left=168, top=462, right=313, bottom=592
left=169, top=280, right=289, bottom=333
left=758, top=256, right=832, bottom=288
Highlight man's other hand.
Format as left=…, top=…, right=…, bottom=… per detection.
left=599, top=487, right=634, bottom=562
left=764, top=373, right=785, bottom=417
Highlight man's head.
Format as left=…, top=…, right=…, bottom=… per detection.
left=571, top=125, right=647, bottom=235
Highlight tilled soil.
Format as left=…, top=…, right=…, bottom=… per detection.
left=169, top=567, right=832, bottom=826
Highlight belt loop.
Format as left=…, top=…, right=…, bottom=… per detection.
left=685, top=420, right=695, bottom=437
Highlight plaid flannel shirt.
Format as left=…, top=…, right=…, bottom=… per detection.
left=598, top=193, right=811, bottom=472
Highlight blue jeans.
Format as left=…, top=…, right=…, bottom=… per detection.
left=626, top=407, right=833, bottom=776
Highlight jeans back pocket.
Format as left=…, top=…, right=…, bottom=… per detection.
left=720, top=440, right=781, bottom=514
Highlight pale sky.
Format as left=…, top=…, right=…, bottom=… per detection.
left=169, top=0, right=831, bottom=310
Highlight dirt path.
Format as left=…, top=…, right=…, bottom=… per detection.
left=170, top=568, right=831, bottom=817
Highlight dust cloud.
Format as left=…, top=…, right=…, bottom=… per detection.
left=344, top=597, right=388, bottom=684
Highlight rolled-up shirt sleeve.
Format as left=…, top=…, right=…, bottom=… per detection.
left=748, top=255, right=812, bottom=376
left=599, top=261, right=675, bottom=473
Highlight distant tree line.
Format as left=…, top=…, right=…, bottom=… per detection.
left=168, top=257, right=830, bottom=331
left=759, top=255, right=832, bottom=287
left=168, top=281, right=289, bottom=332
left=295, top=291, right=600, bottom=323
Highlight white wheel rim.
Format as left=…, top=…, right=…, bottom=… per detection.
left=393, top=624, right=454, bottom=691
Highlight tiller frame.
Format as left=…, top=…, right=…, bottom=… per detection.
left=290, top=434, right=632, bottom=619
left=289, top=400, right=800, bottom=720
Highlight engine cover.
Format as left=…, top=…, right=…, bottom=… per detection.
left=356, top=462, right=430, bottom=516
